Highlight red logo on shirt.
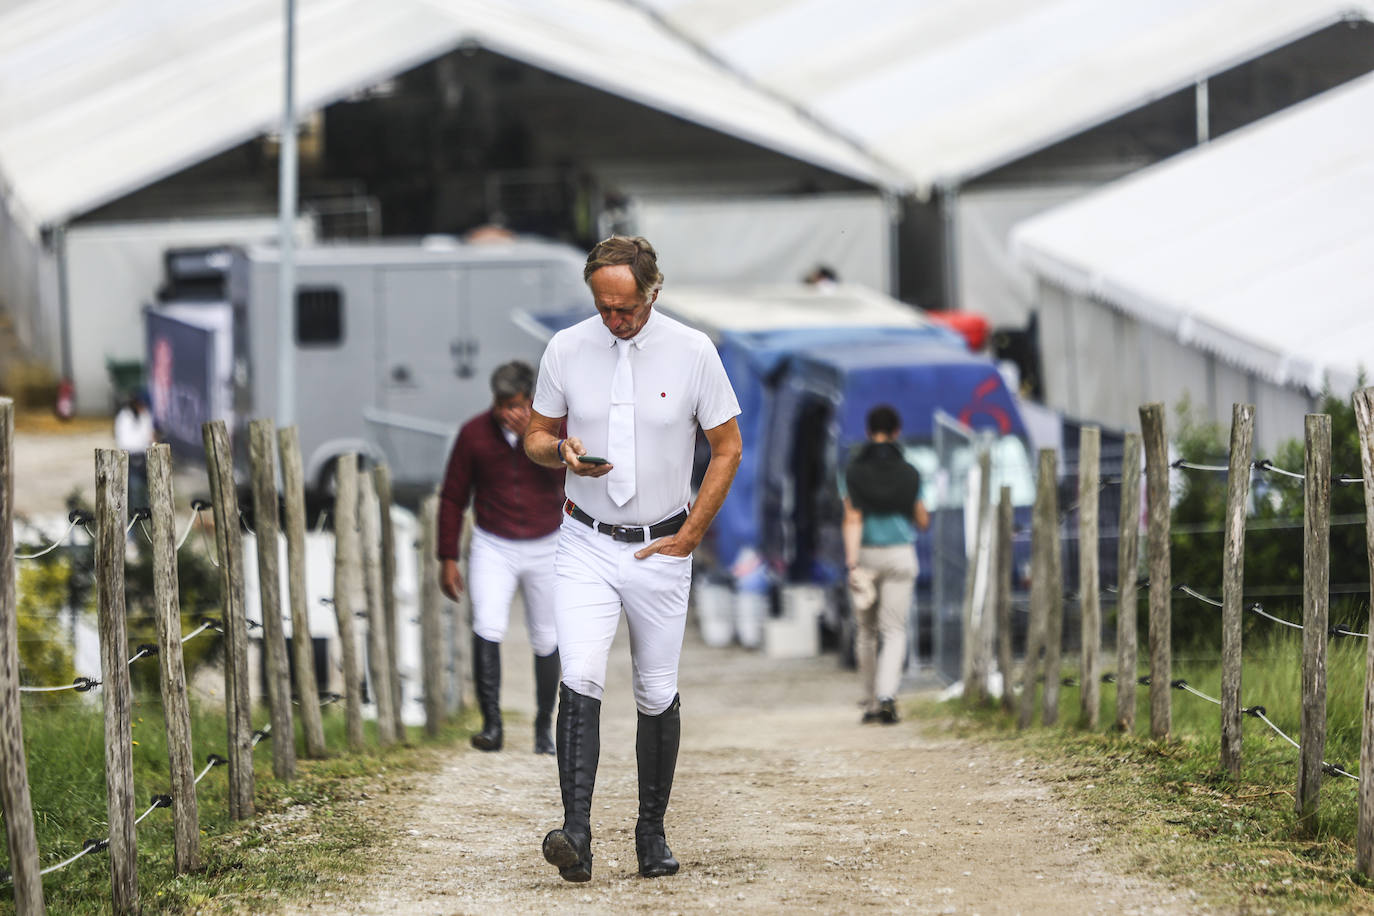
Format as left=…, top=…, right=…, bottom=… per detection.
left=660, top=392, right=666, bottom=398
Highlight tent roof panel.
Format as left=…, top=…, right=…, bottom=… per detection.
left=1012, top=71, right=1374, bottom=394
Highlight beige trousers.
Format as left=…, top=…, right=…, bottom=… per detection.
left=851, top=544, right=918, bottom=710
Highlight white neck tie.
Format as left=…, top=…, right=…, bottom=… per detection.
left=606, top=339, right=636, bottom=506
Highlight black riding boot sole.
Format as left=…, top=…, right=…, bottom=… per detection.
left=542, top=829, right=592, bottom=882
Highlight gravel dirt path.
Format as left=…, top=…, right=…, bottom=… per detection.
left=279, top=613, right=1198, bottom=916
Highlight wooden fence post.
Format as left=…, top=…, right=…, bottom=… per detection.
left=359, top=473, right=398, bottom=745
left=249, top=419, right=296, bottom=781
left=419, top=493, right=445, bottom=737
left=1115, top=432, right=1142, bottom=733
left=1220, top=404, right=1254, bottom=776
left=1079, top=426, right=1101, bottom=729
left=995, top=485, right=1014, bottom=714
left=961, top=449, right=992, bottom=702
left=0, top=399, right=44, bottom=913
left=277, top=426, right=326, bottom=758
left=332, top=455, right=366, bottom=750
left=202, top=420, right=254, bottom=819
left=1297, top=414, right=1331, bottom=832
left=95, top=449, right=137, bottom=913
left=1351, top=388, right=1374, bottom=874
left=374, top=465, right=404, bottom=734
left=1042, top=450, right=1065, bottom=727
left=1139, top=403, right=1172, bottom=740
left=147, top=444, right=200, bottom=873
left=1018, top=449, right=1056, bottom=729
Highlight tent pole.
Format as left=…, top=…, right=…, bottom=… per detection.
left=276, top=0, right=298, bottom=425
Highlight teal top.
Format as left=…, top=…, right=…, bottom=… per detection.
left=838, top=475, right=916, bottom=547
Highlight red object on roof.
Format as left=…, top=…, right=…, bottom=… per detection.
left=926, top=310, right=990, bottom=351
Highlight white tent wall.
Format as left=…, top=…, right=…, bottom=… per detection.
left=65, top=216, right=316, bottom=415
left=952, top=182, right=1105, bottom=325
left=1036, top=279, right=1315, bottom=454
left=629, top=193, right=892, bottom=293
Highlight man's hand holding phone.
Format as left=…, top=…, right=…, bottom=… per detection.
left=560, top=437, right=614, bottom=478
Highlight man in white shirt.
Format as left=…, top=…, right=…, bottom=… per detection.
left=113, top=389, right=156, bottom=506
left=525, top=235, right=741, bottom=883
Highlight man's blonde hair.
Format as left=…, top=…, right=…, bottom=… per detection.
left=583, top=235, right=663, bottom=300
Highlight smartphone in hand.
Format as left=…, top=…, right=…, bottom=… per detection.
left=577, top=455, right=609, bottom=465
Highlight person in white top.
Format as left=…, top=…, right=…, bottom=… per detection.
left=526, top=235, right=742, bottom=884
left=113, top=389, right=157, bottom=507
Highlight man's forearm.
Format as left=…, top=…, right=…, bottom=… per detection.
left=524, top=426, right=564, bottom=468
left=678, top=451, right=740, bottom=546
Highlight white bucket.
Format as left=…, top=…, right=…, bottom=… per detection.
left=694, top=582, right=735, bottom=648
left=734, top=590, right=768, bottom=650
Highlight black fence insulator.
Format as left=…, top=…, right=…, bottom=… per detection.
left=1322, top=762, right=1350, bottom=777
left=252, top=729, right=271, bottom=743
left=190, top=498, right=211, bottom=511
left=1060, top=677, right=1078, bottom=687
left=355, top=611, right=369, bottom=619
left=319, top=597, right=334, bottom=606
left=1170, top=678, right=1188, bottom=689
left=67, top=509, right=94, bottom=525
left=207, top=753, right=228, bottom=767
left=73, top=676, right=99, bottom=692
left=1137, top=676, right=1152, bottom=686
left=1244, top=705, right=1266, bottom=718
left=1330, top=624, right=1357, bottom=639
left=131, top=507, right=152, bottom=521
left=319, top=692, right=342, bottom=702
left=136, top=643, right=158, bottom=658
left=246, top=618, right=262, bottom=630
left=150, top=793, right=173, bottom=809
left=1101, top=673, right=1117, bottom=684
left=82, top=838, right=109, bottom=854
left=1169, top=458, right=1185, bottom=469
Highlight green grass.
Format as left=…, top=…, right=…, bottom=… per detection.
left=1, top=693, right=473, bottom=914
left=927, top=627, right=1374, bottom=913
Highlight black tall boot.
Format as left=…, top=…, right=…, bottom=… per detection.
left=635, top=694, right=681, bottom=878
left=542, top=684, right=600, bottom=882
left=533, top=651, right=560, bottom=755
left=470, top=634, right=503, bottom=752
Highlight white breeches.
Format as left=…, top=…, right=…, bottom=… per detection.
left=552, top=514, right=692, bottom=715
left=469, top=526, right=560, bottom=657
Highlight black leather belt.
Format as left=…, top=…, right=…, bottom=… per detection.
left=564, top=500, right=687, bottom=543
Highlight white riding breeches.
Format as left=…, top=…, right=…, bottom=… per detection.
left=469, top=526, right=560, bottom=657
left=552, top=513, right=693, bottom=715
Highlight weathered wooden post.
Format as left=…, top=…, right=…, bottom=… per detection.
left=1297, top=414, right=1331, bottom=832
left=147, top=444, right=200, bottom=873
left=332, top=455, right=366, bottom=750
left=0, top=399, right=44, bottom=913
left=1220, top=404, right=1254, bottom=776
left=1351, top=388, right=1374, bottom=874
left=995, top=485, right=1014, bottom=714
left=1042, top=451, right=1065, bottom=727
left=961, top=449, right=993, bottom=702
left=419, top=493, right=445, bottom=737
left=1079, top=426, right=1102, bottom=729
left=1139, top=403, right=1172, bottom=740
left=95, top=449, right=137, bottom=913
left=1115, top=432, right=1142, bottom=733
left=277, top=426, right=326, bottom=758
left=249, top=419, right=296, bottom=781
left=1018, top=449, right=1056, bottom=730
left=202, top=420, right=254, bottom=818
left=374, top=465, right=404, bottom=735
left=359, top=473, right=398, bottom=745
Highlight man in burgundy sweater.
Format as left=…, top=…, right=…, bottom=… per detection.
left=439, top=361, right=566, bottom=753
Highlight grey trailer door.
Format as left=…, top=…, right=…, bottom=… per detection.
left=377, top=266, right=474, bottom=484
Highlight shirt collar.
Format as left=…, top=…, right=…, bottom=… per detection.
left=603, top=306, right=659, bottom=350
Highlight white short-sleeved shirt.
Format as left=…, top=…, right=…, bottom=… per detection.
left=534, top=308, right=740, bottom=526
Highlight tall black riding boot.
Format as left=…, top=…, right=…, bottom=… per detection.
left=470, top=634, right=503, bottom=751
left=635, top=694, right=682, bottom=878
left=542, top=684, right=600, bottom=882
left=533, top=651, right=560, bottom=755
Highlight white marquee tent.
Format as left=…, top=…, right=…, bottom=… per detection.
left=1011, top=71, right=1374, bottom=452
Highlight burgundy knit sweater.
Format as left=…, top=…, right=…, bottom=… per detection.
left=437, top=411, right=566, bottom=558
